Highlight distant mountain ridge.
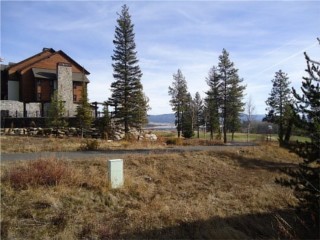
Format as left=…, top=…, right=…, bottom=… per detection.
left=148, top=114, right=175, bottom=123
left=148, top=113, right=264, bottom=124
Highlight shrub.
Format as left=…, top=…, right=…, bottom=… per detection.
left=79, top=139, right=100, bottom=151
left=2, top=158, right=70, bottom=189
left=165, top=137, right=183, bottom=145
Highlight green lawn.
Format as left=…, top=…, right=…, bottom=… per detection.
left=160, top=130, right=310, bottom=143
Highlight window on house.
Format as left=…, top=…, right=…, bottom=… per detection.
left=53, top=80, right=57, bottom=90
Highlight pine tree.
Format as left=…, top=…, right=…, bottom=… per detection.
left=46, top=90, right=68, bottom=135
left=265, top=70, right=293, bottom=146
left=277, top=40, right=320, bottom=238
left=181, top=93, right=194, bottom=138
left=205, top=66, right=221, bottom=140
left=217, top=49, right=246, bottom=143
left=290, top=44, right=320, bottom=236
left=193, top=92, right=204, bottom=138
left=109, top=4, right=148, bottom=138
left=97, top=102, right=111, bottom=140
left=168, top=69, right=189, bottom=138
left=76, top=82, right=93, bottom=137
left=130, top=91, right=150, bottom=133
left=227, top=73, right=246, bottom=141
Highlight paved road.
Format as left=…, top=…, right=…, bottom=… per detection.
left=1, top=143, right=257, bottom=162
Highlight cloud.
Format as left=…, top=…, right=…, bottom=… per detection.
left=2, top=1, right=319, bottom=115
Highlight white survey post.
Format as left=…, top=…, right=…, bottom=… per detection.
left=108, top=159, right=124, bottom=189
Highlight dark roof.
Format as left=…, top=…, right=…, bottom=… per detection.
left=8, top=48, right=90, bottom=75
left=32, top=68, right=90, bottom=82
left=7, top=48, right=56, bottom=71
left=72, top=71, right=90, bottom=82
left=32, top=68, right=56, bottom=79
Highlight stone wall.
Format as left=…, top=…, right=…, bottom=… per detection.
left=26, top=103, right=42, bottom=117
left=0, top=100, right=24, bottom=117
left=0, top=100, right=43, bottom=117
left=1, top=100, right=80, bottom=118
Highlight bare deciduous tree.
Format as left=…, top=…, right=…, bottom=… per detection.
left=245, top=96, right=255, bottom=142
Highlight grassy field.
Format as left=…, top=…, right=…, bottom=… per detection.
left=0, top=135, right=167, bottom=153
left=0, top=143, right=314, bottom=239
left=155, top=130, right=310, bottom=143
left=0, top=132, right=310, bottom=153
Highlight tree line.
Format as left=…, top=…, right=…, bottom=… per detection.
left=169, top=49, right=246, bottom=143
left=44, top=4, right=319, bottom=235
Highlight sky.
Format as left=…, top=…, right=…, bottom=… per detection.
left=1, top=0, right=319, bottom=115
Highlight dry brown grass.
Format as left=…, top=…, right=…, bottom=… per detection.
left=0, top=136, right=82, bottom=153
left=0, top=135, right=167, bottom=153
left=0, top=144, right=312, bottom=239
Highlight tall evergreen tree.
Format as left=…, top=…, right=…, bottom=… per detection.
left=76, top=82, right=93, bottom=137
left=109, top=4, right=148, bottom=138
left=182, top=93, right=194, bottom=138
left=292, top=47, right=319, bottom=234
left=279, top=40, right=320, bottom=238
left=265, top=70, right=293, bottom=146
left=217, top=49, right=245, bottom=143
left=227, top=73, right=246, bottom=141
left=168, top=69, right=189, bottom=138
left=193, top=92, right=204, bottom=138
left=205, top=66, right=221, bottom=140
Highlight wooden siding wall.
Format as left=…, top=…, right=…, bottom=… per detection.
left=6, top=50, right=88, bottom=104
left=21, top=69, right=35, bottom=102
left=37, top=79, right=52, bottom=101
left=73, top=82, right=84, bottom=103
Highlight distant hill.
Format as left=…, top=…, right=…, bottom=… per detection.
left=148, top=113, right=265, bottom=124
left=148, top=114, right=175, bottom=124
left=240, top=113, right=265, bottom=122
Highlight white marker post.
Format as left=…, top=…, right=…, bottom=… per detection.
left=108, top=159, right=124, bottom=189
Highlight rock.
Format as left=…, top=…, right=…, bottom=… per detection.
left=143, top=175, right=153, bottom=182
left=114, top=135, right=122, bottom=141
left=145, top=133, right=157, bottom=141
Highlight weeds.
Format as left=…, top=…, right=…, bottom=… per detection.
left=1, top=145, right=310, bottom=239
left=165, top=137, right=183, bottom=145
left=1, top=136, right=166, bottom=153
left=2, top=158, right=70, bottom=189
left=79, top=139, right=100, bottom=151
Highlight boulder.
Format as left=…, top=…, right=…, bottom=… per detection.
left=145, top=133, right=157, bottom=141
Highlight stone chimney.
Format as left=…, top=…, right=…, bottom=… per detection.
left=57, top=62, right=73, bottom=116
